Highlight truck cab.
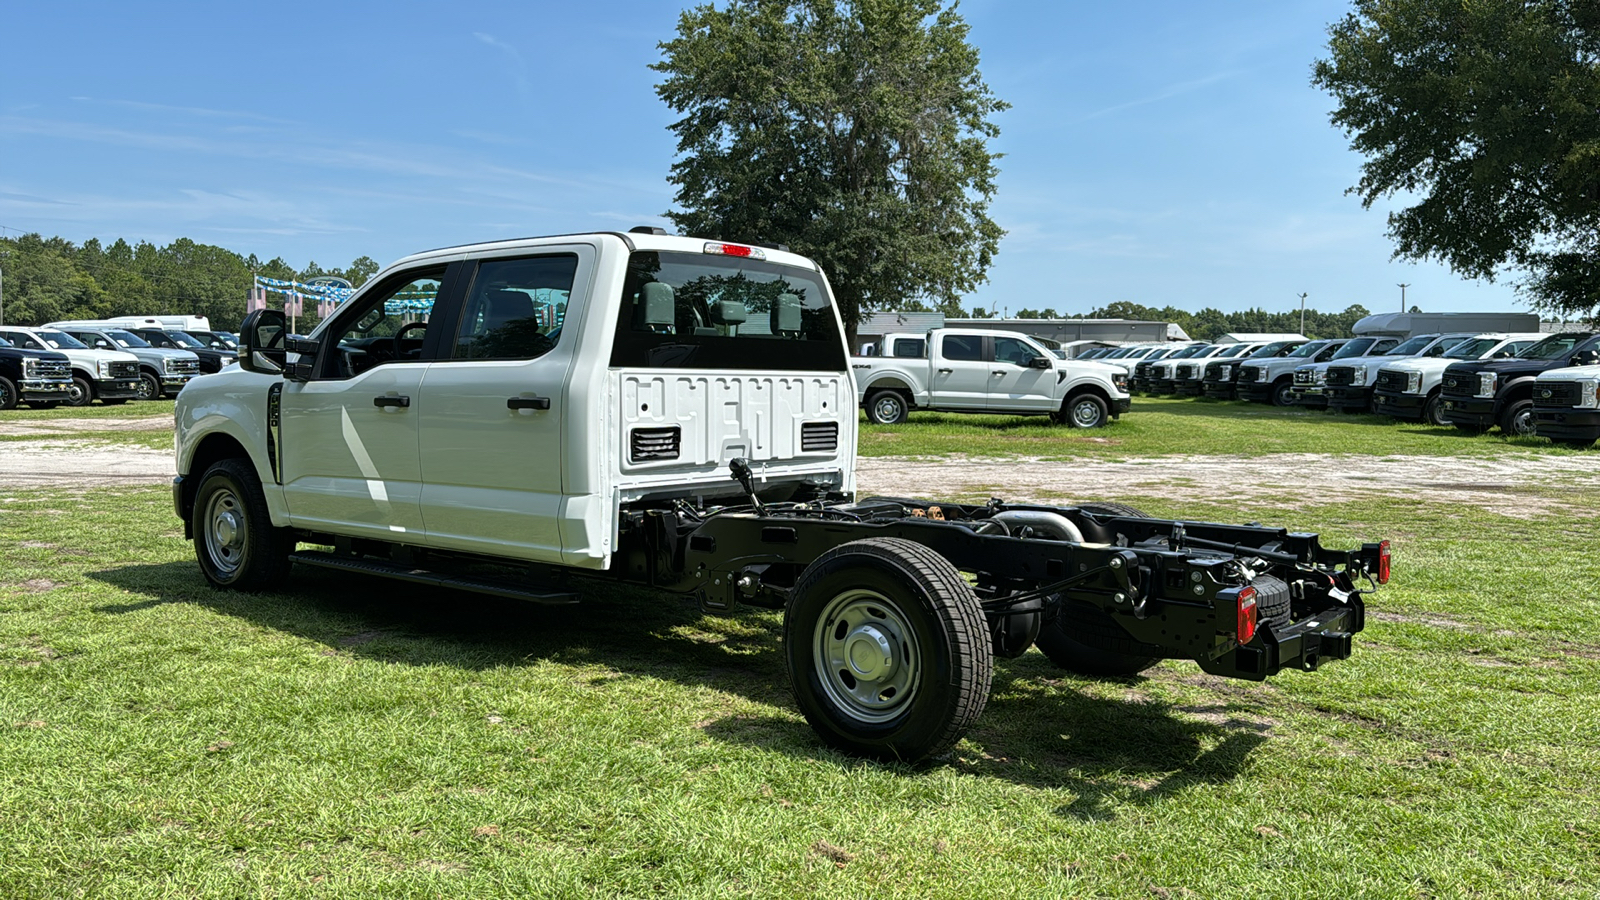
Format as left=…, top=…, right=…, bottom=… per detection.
left=50, top=321, right=202, bottom=400
left=1371, top=333, right=1541, bottom=426
left=1441, top=332, right=1600, bottom=435
left=0, top=334, right=73, bottom=410
left=0, top=325, right=142, bottom=407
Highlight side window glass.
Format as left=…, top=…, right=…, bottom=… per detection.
left=892, top=338, right=925, bottom=358
left=453, top=255, right=577, bottom=361
left=1374, top=339, right=1399, bottom=353
left=942, top=334, right=982, bottom=361
left=326, top=269, right=445, bottom=379
left=993, top=337, right=1034, bottom=365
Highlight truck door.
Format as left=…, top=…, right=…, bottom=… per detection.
left=279, top=265, right=452, bottom=540
left=930, top=333, right=991, bottom=410
left=415, top=248, right=592, bottom=563
left=987, top=336, right=1057, bottom=412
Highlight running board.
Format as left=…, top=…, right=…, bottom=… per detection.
left=289, top=551, right=580, bottom=605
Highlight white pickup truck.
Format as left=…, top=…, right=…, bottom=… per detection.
left=172, top=229, right=1387, bottom=763
left=851, top=327, right=1131, bottom=427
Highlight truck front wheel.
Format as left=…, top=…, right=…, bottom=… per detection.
left=784, top=537, right=991, bottom=763
left=1061, top=393, right=1109, bottom=428
left=193, top=458, right=292, bottom=592
left=135, top=372, right=161, bottom=401
left=864, top=389, right=909, bottom=425
left=1270, top=378, right=1295, bottom=407
left=1500, top=399, right=1536, bottom=436
left=66, top=376, right=94, bottom=407
left=1423, top=392, right=1448, bottom=427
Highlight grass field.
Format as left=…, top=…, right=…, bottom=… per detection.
left=1, top=402, right=1598, bottom=897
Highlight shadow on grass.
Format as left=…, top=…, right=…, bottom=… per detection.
left=90, top=559, right=1269, bottom=813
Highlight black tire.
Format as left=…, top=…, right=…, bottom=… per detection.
left=25, top=402, right=60, bottom=410
left=192, top=458, right=293, bottom=592
left=1061, top=393, right=1109, bottom=428
left=1270, top=378, right=1295, bottom=407
left=0, top=375, right=16, bottom=410
left=1423, top=392, right=1448, bottom=427
left=864, top=389, right=909, bottom=425
left=1500, top=399, right=1536, bottom=436
left=66, top=376, right=94, bottom=407
left=784, top=537, right=991, bottom=763
left=135, top=371, right=161, bottom=401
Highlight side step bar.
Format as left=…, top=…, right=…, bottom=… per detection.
left=289, top=551, right=580, bottom=605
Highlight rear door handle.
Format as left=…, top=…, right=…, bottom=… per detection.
left=507, top=396, right=551, bottom=411
left=937, top=367, right=953, bottom=374
left=373, top=395, right=410, bottom=409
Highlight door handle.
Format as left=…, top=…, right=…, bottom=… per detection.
left=507, top=396, right=551, bottom=411
left=373, top=395, right=410, bottom=409
left=937, top=368, right=953, bottom=374
left=992, top=370, right=1007, bottom=376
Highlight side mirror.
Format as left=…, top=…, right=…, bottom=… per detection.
left=1571, top=348, right=1600, bottom=368
left=1029, top=355, right=1052, bottom=369
left=95, top=339, right=112, bottom=350
left=237, top=309, right=287, bottom=376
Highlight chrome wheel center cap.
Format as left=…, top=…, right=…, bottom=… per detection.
left=844, top=625, right=896, bottom=680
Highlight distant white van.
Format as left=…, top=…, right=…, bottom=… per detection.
left=103, top=314, right=213, bottom=331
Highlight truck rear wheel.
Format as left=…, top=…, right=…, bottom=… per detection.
left=864, top=389, right=909, bottom=425
left=193, top=458, right=292, bottom=592
left=784, top=537, right=991, bottom=763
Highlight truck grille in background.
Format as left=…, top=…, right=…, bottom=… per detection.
left=629, top=426, right=680, bottom=462
left=109, top=361, right=139, bottom=379
left=1204, top=362, right=1223, bottom=380
left=1325, top=367, right=1356, bottom=386
left=1293, top=370, right=1316, bottom=385
left=801, top=421, right=839, bottom=452
left=1374, top=370, right=1406, bottom=392
left=1237, top=367, right=1260, bottom=384
left=35, top=360, right=70, bottom=379
left=1441, top=374, right=1473, bottom=398
left=170, top=359, right=201, bottom=375
left=1134, top=362, right=1152, bottom=379
left=1535, top=382, right=1581, bottom=407
left=1176, top=364, right=1199, bottom=380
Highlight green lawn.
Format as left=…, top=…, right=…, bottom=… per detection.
left=860, top=396, right=1589, bottom=459
left=2, top=475, right=1597, bottom=896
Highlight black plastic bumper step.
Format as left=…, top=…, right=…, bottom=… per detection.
left=289, top=551, right=579, bottom=605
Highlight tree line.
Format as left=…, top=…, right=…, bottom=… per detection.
left=1001, top=301, right=1375, bottom=342
left=0, top=232, right=377, bottom=331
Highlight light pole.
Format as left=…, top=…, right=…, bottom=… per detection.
left=1297, top=292, right=1308, bottom=335
left=0, top=250, right=8, bottom=326
left=1397, top=283, right=1410, bottom=313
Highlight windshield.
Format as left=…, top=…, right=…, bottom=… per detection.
left=1517, top=333, right=1594, bottom=360
left=1215, top=344, right=1250, bottom=358
left=191, top=330, right=238, bottom=350
left=1385, top=335, right=1436, bottom=356
left=106, top=330, right=151, bottom=349
left=1444, top=337, right=1499, bottom=359
left=161, top=330, right=207, bottom=349
left=1286, top=340, right=1328, bottom=359
left=0, top=335, right=10, bottom=348
left=35, top=330, right=88, bottom=350
left=609, top=250, right=846, bottom=371
left=1330, top=337, right=1378, bottom=359
left=1169, top=345, right=1207, bottom=359
left=1245, top=341, right=1294, bottom=359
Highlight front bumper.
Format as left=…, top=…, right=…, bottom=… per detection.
left=1441, top=395, right=1496, bottom=428
left=1290, top=386, right=1327, bottom=407
left=19, top=380, right=72, bottom=401
left=1372, top=391, right=1425, bottom=419
left=94, top=378, right=142, bottom=400
left=1112, top=397, right=1131, bottom=416
left=161, top=374, right=196, bottom=395
left=1152, top=379, right=1179, bottom=394
left=1201, top=381, right=1236, bottom=399
left=1173, top=380, right=1205, bottom=397
left=1325, top=386, right=1373, bottom=410
left=1533, top=407, right=1600, bottom=441
left=1236, top=383, right=1275, bottom=403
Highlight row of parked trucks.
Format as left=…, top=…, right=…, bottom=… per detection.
left=0, top=316, right=237, bottom=410
left=1080, top=311, right=1600, bottom=445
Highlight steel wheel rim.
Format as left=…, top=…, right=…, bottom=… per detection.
left=872, top=395, right=902, bottom=423
left=1071, top=399, right=1102, bottom=427
left=1512, top=408, right=1536, bottom=436
left=203, top=487, right=248, bottom=576
left=136, top=376, right=157, bottom=401
left=813, top=588, right=921, bottom=723
left=67, top=382, right=87, bottom=405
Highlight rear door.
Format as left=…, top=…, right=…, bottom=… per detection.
left=929, top=333, right=991, bottom=409
left=415, top=247, right=592, bottom=563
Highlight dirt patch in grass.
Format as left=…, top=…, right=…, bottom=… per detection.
left=0, top=444, right=173, bottom=487
left=856, top=453, right=1600, bottom=518
left=0, top=415, right=173, bottom=437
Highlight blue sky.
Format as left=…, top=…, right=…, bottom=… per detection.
left=0, top=0, right=1526, bottom=316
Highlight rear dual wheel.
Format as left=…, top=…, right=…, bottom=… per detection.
left=785, top=538, right=991, bottom=763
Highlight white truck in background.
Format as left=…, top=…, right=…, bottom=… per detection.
left=852, top=327, right=1131, bottom=427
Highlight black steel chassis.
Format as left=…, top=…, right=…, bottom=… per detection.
left=616, top=495, right=1380, bottom=682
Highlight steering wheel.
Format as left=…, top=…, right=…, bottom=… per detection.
left=392, top=322, right=428, bottom=360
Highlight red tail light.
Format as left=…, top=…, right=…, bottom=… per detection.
left=1377, top=539, right=1391, bottom=584
left=1236, top=586, right=1258, bottom=644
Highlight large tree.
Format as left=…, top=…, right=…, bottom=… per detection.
left=653, top=0, right=1007, bottom=341
left=1314, top=1, right=1600, bottom=317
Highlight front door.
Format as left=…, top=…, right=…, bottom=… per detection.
left=279, top=266, right=449, bottom=540
left=416, top=249, right=591, bottom=563
left=987, top=335, right=1057, bottom=412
